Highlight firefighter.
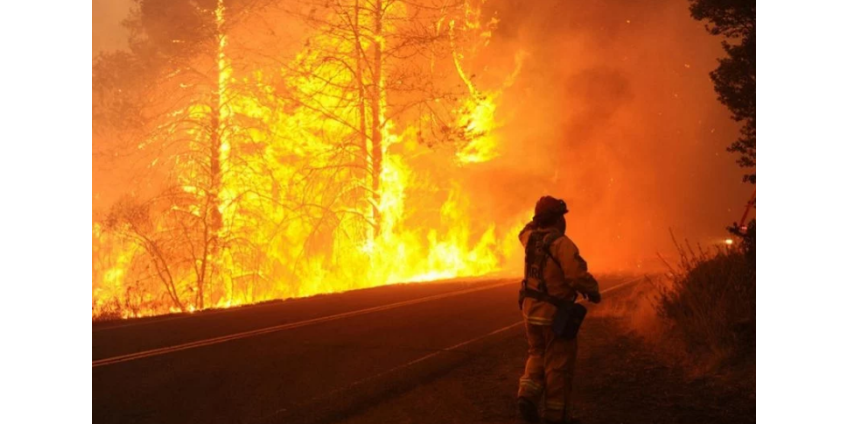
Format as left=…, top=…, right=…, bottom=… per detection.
left=517, top=196, right=601, bottom=424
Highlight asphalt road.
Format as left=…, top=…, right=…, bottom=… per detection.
left=92, top=276, right=637, bottom=424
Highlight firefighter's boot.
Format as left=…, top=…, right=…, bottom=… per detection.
left=518, top=396, right=540, bottom=423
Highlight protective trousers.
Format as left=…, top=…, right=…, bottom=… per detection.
left=517, top=322, right=577, bottom=422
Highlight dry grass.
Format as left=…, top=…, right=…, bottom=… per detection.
left=653, top=224, right=756, bottom=367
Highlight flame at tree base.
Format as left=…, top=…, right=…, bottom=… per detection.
left=93, top=128, right=529, bottom=320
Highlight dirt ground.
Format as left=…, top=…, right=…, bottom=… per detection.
left=334, top=313, right=755, bottom=424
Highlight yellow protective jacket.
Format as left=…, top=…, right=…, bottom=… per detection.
left=519, top=224, right=599, bottom=325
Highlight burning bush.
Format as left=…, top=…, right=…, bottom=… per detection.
left=655, top=224, right=756, bottom=367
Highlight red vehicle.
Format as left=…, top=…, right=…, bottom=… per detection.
left=738, top=190, right=756, bottom=234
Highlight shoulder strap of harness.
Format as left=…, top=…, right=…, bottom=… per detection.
left=542, top=232, right=563, bottom=272
left=520, top=231, right=577, bottom=310
left=522, top=231, right=564, bottom=295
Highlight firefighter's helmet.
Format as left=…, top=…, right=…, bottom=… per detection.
left=533, top=196, right=568, bottom=222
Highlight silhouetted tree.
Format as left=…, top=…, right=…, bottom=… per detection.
left=689, top=0, right=755, bottom=183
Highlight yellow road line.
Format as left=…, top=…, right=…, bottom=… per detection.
left=93, top=277, right=502, bottom=333
left=94, top=277, right=644, bottom=369
left=92, top=280, right=515, bottom=368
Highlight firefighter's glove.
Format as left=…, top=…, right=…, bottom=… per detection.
left=587, top=291, right=601, bottom=304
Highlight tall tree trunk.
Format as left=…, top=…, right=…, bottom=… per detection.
left=354, top=0, right=370, bottom=228
left=204, top=80, right=222, bottom=310
left=211, top=0, right=228, bottom=236
left=209, top=110, right=223, bottom=234
left=199, top=0, right=229, bottom=309
left=369, top=0, right=384, bottom=236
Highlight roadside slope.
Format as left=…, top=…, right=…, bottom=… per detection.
left=331, top=294, right=755, bottom=424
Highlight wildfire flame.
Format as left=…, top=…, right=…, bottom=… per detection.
left=92, top=0, right=529, bottom=320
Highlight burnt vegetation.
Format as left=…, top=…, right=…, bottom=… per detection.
left=642, top=0, right=756, bottom=373
left=655, top=223, right=756, bottom=369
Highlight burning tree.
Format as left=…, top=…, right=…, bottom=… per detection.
left=93, top=0, right=520, bottom=318
left=248, top=0, right=516, bottom=290
left=277, top=0, right=502, bottom=236
left=94, top=0, right=264, bottom=314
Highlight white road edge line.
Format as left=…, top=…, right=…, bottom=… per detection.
left=331, top=277, right=646, bottom=388
left=343, top=276, right=645, bottom=383
left=252, top=276, right=646, bottom=423
left=92, top=280, right=515, bottom=368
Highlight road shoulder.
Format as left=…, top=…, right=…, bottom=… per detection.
left=330, top=314, right=755, bottom=424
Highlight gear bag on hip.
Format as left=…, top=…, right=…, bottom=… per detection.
left=522, top=285, right=587, bottom=340
left=551, top=301, right=587, bottom=340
